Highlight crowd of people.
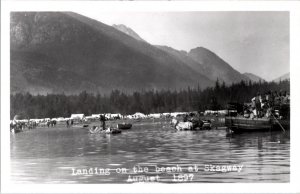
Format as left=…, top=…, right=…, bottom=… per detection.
left=243, top=90, right=290, bottom=119
left=10, top=118, right=59, bottom=133
left=10, top=120, right=38, bottom=133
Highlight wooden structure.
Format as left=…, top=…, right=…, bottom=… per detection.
left=225, top=116, right=289, bottom=133
left=117, top=123, right=132, bottom=130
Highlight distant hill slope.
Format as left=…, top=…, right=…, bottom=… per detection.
left=112, top=24, right=146, bottom=42
left=187, top=47, right=250, bottom=84
left=109, top=24, right=250, bottom=85
left=156, top=46, right=208, bottom=78
left=10, top=12, right=215, bottom=94
left=105, top=25, right=248, bottom=84
left=157, top=46, right=249, bottom=84
left=273, top=72, right=290, bottom=82
left=243, top=73, right=265, bottom=82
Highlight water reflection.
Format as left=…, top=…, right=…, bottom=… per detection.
left=10, top=120, right=289, bottom=183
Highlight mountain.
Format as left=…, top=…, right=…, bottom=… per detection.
left=117, top=25, right=249, bottom=85
left=188, top=47, right=250, bottom=84
left=273, top=72, right=290, bottom=82
left=112, top=24, right=145, bottom=42
left=156, top=45, right=209, bottom=79
left=243, top=73, right=265, bottom=82
left=10, top=12, right=214, bottom=95
left=158, top=46, right=249, bottom=84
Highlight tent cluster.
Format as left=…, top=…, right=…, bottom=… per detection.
left=9, top=111, right=187, bottom=132
left=10, top=109, right=226, bottom=133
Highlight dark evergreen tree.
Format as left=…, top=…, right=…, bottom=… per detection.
left=10, top=80, right=290, bottom=119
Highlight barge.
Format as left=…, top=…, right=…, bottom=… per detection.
left=225, top=116, right=289, bottom=133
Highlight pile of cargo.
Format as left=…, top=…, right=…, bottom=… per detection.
left=243, top=90, right=290, bottom=119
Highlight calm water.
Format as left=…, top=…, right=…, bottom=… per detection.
left=10, top=119, right=290, bottom=183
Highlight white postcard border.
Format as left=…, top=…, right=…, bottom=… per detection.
left=1, top=1, right=300, bottom=193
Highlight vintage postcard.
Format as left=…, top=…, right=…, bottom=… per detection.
left=1, top=0, right=300, bottom=193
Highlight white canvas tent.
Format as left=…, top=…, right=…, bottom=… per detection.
left=70, top=114, right=85, bottom=120
left=132, top=112, right=146, bottom=119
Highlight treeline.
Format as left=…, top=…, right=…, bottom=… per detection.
left=10, top=80, right=290, bottom=119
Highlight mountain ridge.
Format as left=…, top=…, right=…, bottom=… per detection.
left=273, top=72, right=290, bottom=82
left=10, top=12, right=215, bottom=95
left=243, top=72, right=266, bottom=82
left=188, top=47, right=250, bottom=84
left=112, top=24, right=146, bottom=42
left=110, top=23, right=251, bottom=85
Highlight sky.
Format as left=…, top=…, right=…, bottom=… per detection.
left=79, top=11, right=289, bottom=81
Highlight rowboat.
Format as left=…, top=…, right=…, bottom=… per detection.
left=202, top=120, right=212, bottom=130
left=175, top=121, right=194, bottom=131
left=171, top=118, right=212, bottom=131
left=89, top=126, right=122, bottom=134
left=105, top=128, right=122, bottom=134
left=10, top=128, right=22, bottom=134
left=117, top=123, right=132, bottom=130
left=225, top=116, right=289, bottom=133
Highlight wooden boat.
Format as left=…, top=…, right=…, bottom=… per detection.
left=10, top=122, right=24, bottom=134
left=89, top=126, right=122, bottom=134
left=225, top=116, right=289, bottom=133
left=10, top=128, right=22, bottom=134
left=175, top=121, right=194, bottom=131
left=105, top=128, right=122, bottom=134
left=117, top=123, right=132, bottom=130
left=202, top=120, right=212, bottom=130
left=73, top=124, right=89, bottom=128
left=171, top=118, right=211, bottom=131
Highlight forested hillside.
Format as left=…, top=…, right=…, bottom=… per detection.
left=10, top=80, right=290, bottom=119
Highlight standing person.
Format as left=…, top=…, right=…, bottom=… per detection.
left=287, top=92, right=290, bottom=102
left=11, top=119, right=17, bottom=133
left=265, top=91, right=271, bottom=107
left=100, top=114, right=106, bottom=130
left=183, top=114, right=188, bottom=122
left=274, top=91, right=280, bottom=106
left=251, top=97, right=256, bottom=117
left=260, top=93, right=266, bottom=117
left=255, top=92, right=261, bottom=118
left=66, top=120, right=69, bottom=128
left=269, top=90, right=275, bottom=107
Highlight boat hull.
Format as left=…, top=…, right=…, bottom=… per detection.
left=225, top=117, right=289, bottom=133
left=117, top=123, right=132, bottom=130
left=11, top=128, right=22, bottom=134
left=89, top=126, right=122, bottom=134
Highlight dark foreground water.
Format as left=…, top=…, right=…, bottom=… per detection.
left=10, top=119, right=290, bottom=183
